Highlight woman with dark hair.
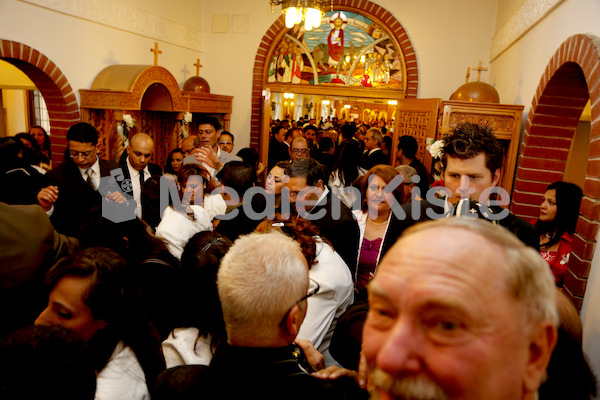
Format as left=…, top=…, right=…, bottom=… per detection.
left=34, top=247, right=165, bottom=399
left=161, top=231, right=232, bottom=368
left=164, top=148, right=184, bottom=177
left=14, top=132, right=50, bottom=171
left=352, top=165, right=404, bottom=301
left=265, top=160, right=290, bottom=210
left=328, top=139, right=366, bottom=209
left=0, top=137, right=45, bottom=204
left=155, top=163, right=215, bottom=259
left=29, top=125, right=52, bottom=161
left=531, top=181, right=583, bottom=286
left=255, top=215, right=353, bottom=367
left=236, top=147, right=266, bottom=185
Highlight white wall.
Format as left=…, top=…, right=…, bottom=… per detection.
left=491, top=0, right=600, bottom=108
left=0, top=0, right=204, bottom=114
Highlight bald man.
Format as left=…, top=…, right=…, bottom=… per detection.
left=121, top=133, right=162, bottom=219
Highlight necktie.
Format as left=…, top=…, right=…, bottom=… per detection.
left=86, top=168, right=97, bottom=191
left=139, top=170, right=145, bottom=219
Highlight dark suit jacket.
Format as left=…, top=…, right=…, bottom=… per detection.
left=409, top=157, right=430, bottom=196
left=305, top=188, right=359, bottom=278
left=0, top=203, right=78, bottom=336
left=360, top=149, right=389, bottom=170
left=381, top=198, right=540, bottom=258
left=268, top=138, right=290, bottom=170
left=44, top=158, right=120, bottom=237
left=119, top=158, right=163, bottom=198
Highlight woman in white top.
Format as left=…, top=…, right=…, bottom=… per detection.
left=255, top=216, right=354, bottom=367
left=161, top=232, right=233, bottom=368
left=156, top=164, right=214, bottom=259
left=35, top=247, right=164, bottom=400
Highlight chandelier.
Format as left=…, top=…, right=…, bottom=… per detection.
left=270, top=0, right=334, bottom=30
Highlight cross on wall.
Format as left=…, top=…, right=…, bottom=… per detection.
left=150, top=42, right=162, bottom=65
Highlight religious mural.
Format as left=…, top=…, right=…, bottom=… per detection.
left=267, top=11, right=405, bottom=89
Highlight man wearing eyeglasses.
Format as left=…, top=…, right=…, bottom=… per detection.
left=289, top=137, right=310, bottom=161
left=36, top=122, right=122, bottom=236
left=218, top=131, right=234, bottom=154
left=155, top=231, right=367, bottom=399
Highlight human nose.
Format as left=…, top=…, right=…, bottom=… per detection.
left=34, top=306, right=55, bottom=326
left=375, top=318, right=423, bottom=375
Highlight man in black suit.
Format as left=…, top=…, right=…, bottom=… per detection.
left=397, top=134, right=429, bottom=196
left=383, top=123, right=539, bottom=256
left=360, top=128, right=389, bottom=170
left=284, top=158, right=359, bottom=277
left=120, top=132, right=162, bottom=221
left=37, top=123, right=124, bottom=237
left=268, top=125, right=290, bottom=170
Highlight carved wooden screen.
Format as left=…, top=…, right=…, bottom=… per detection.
left=391, top=98, right=441, bottom=176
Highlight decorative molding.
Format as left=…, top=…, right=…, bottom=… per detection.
left=21, top=0, right=203, bottom=51
left=490, top=0, right=565, bottom=61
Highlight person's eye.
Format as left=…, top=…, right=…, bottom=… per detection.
left=469, top=175, right=479, bottom=180
left=58, top=309, right=72, bottom=319
left=275, top=178, right=282, bottom=183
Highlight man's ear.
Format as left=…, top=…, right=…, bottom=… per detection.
left=284, top=304, right=306, bottom=338
left=126, top=145, right=131, bottom=154
left=316, top=180, right=324, bottom=190
left=523, top=322, right=557, bottom=393
left=492, top=168, right=501, bottom=187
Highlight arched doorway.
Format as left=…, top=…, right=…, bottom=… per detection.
left=511, top=34, right=600, bottom=309
left=0, top=40, right=80, bottom=163
left=249, top=0, right=419, bottom=149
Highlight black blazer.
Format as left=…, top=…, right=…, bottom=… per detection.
left=381, top=198, right=540, bottom=259
left=119, top=157, right=163, bottom=198
left=45, top=158, right=119, bottom=237
left=360, top=149, right=389, bottom=171
left=306, top=188, right=360, bottom=278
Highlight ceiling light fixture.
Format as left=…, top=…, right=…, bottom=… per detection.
left=270, top=0, right=334, bottom=31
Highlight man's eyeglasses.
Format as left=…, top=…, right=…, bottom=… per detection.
left=278, top=279, right=320, bottom=327
left=219, top=141, right=233, bottom=145
left=291, top=148, right=310, bottom=155
left=69, top=150, right=95, bottom=158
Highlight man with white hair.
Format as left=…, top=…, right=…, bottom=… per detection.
left=155, top=231, right=367, bottom=399
left=363, top=217, right=558, bottom=400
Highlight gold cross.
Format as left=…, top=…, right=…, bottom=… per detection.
left=194, top=58, right=203, bottom=76
left=150, top=42, right=162, bottom=66
left=472, top=60, right=488, bottom=82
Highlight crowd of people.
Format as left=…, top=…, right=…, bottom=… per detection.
left=0, top=116, right=595, bottom=400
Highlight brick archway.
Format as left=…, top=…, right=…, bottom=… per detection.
left=249, top=0, right=418, bottom=148
left=1, top=40, right=80, bottom=163
left=511, top=34, right=600, bottom=308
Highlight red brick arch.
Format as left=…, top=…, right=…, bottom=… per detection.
left=249, top=0, right=418, bottom=148
left=1, top=40, right=80, bottom=162
left=511, top=34, right=600, bottom=308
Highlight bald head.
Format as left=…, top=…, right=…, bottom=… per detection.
left=127, top=133, right=154, bottom=171
left=182, top=135, right=200, bottom=157
left=289, top=137, right=309, bottom=161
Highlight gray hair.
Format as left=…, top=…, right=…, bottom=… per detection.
left=399, top=218, right=559, bottom=329
left=395, top=165, right=417, bottom=184
left=368, top=128, right=383, bottom=145
left=217, top=231, right=309, bottom=342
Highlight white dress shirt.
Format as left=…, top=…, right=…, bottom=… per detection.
left=126, top=157, right=150, bottom=219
